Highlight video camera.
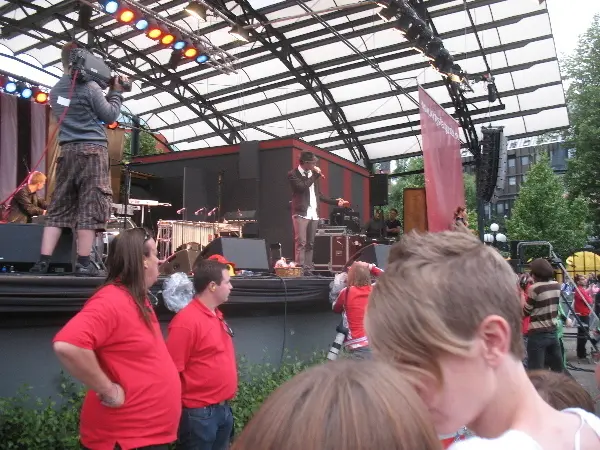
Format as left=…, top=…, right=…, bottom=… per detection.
left=70, top=47, right=132, bottom=92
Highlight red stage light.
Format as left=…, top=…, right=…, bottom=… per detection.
left=146, top=21, right=164, bottom=40
left=183, top=46, right=198, bottom=59
left=161, top=33, right=175, bottom=46
left=107, top=121, right=119, bottom=130
left=34, top=91, right=48, bottom=104
left=118, top=9, right=135, bottom=22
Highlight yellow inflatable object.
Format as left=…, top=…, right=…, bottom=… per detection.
left=566, top=251, right=600, bottom=275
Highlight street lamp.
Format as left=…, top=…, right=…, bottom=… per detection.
left=484, top=223, right=507, bottom=247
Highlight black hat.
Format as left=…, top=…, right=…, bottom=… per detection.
left=299, top=151, right=318, bottom=163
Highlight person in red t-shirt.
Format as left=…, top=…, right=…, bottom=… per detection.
left=574, top=274, right=595, bottom=360
left=332, top=261, right=383, bottom=359
left=53, top=228, right=181, bottom=450
left=167, top=258, right=237, bottom=450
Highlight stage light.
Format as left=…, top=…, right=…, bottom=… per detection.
left=431, top=48, right=453, bottom=74
left=134, top=17, right=148, bottom=30
left=377, top=6, right=397, bottom=22
left=394, top=15, right=413, bottom=35
left=173, top=34, right=186, bottom=50
left=196, top=53, right=210, bottom=64
left=32, top=87, right=48, bottom=104
left=161, top=31, right=176, bottom=46
left=183, top=44, right=198, bottom=59
left=168, top=50, right=183, bottom=70
left=425, top=37, right=443, bottom=60
left=101, top=0, right=120, bottom=14
left=107, top=121, right=119, bottom=129
left=5, top=81, right=17, bottom=93
left=17, top=82, right=32, bottom=99
left=116, top=4, right=136, bottom=23
left=229, top=24, right=250, bottom=42
left=146, top=20, right=165, bottom=40
left=185, top=2, right=207, bottom=21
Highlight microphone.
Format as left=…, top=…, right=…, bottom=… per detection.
left=176, top=207, right=186, bottom=214
left=207, top=207, right=218, bottom=216
left=194, top=207, right=206, bottom=215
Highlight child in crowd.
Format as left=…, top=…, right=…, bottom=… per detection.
left=528, top=370, right=595, bottom=413
left=231, top=360, right=442, bottom=450
left=331, top=261, right=383, bottom=359
left=366, top=231, right=600, bottom=450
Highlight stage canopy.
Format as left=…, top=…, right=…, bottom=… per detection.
left=0, top=0, right=568, bottom=163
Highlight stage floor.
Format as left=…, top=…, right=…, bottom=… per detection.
left=0, top=273, right=333, bottom=314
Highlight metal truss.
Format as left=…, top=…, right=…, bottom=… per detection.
left=0, top=0, right=245, bottom=145
left=205, top=0, right=369, bottom=166
left=167, top=56, right=559, bottom=145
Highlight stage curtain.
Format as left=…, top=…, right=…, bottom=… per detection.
left=0, top=94, right=18, bottom=205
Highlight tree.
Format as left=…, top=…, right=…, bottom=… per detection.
left=506, top=154, right=588, bottom=258
left=563, top=14, right=600, bottom=236
left=123, top=128, right=164, bottom=159
left=388, top=157, right=424, bottom=220
left=463, top=172, right=478, bottom=232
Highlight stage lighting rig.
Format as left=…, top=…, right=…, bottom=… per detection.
left=0, top=74, right=50, bottom=103
left=185, top=2, right=207, bottom=21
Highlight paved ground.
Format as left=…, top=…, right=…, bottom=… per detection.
left=562, top=332, right=599, bottom=415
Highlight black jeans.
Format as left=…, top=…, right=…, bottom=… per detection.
left=527, top=330, right=563, bottom=372
left=576, top=314, right=590, bottom=359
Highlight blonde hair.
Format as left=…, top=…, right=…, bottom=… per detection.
left=348, top=262, right=371, bottom=287
left=231, top=360, right=442, bottom=450
left=29, top=171, right=46, bottom=185
left=365, top=231, right=524, bottom=382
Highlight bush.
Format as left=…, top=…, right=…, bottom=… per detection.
left=0, top=353, right=326, bottom=449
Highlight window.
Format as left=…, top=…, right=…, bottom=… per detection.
left=508, top=176, right=517, bottom=186
left=497, top=203, right=504, bottom=214
left=521, top=155, right=529, bottom=165
left=508, top=158, right=516, bottom=168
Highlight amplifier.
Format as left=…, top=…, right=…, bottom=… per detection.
left=313, top=234, right=365, bottom=272
left=0, top=223, right=76, bottom=273
left=316, top=226, right=347, bottom=235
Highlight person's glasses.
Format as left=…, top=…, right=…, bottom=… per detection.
left=220, top=317, right=234, bottom=337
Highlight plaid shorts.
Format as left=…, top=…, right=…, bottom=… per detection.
left=46, top=143, right=112, bottom=230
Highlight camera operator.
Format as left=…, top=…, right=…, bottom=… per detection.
left=30, top=42, right=127, bottom=276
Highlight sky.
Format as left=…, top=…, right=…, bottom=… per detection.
left=545, top=0, right=600, bottom=60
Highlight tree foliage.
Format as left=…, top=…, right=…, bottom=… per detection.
left=123, top=128, right=164, bottom=159
left=563, top=14, right=600, bottom=236
left=506, top=153, right=588, bottom=258
left=388, top=157, right=424, bottom=220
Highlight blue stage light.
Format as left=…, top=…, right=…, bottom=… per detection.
left=20, top=87, right=33, bottom=99
left=135, top=18, right=148, bottom=30
left=196, top=54, right=210, bottom=64
left=104, top=0, right=119, bottom=14
left=5, top=81, right=17, bottom=93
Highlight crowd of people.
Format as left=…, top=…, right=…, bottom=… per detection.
left=51, top=228, right=600, bottom=450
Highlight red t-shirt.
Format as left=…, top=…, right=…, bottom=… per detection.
left=574, top=288, right=594, bottom=316
left=166, top=299, right=238, bottom=408
left=53, top=284, right=181, bottom=450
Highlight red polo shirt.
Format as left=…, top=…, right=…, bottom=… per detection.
left=166, top=298, right=237, bottom=408
left=53, top=284, right=181, bottom=450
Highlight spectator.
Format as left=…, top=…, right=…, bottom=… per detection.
left=53, top=228, right=181, bottom=450
left=167, top=258, right=237, bottom=450
left=231, top=360, right=443, bottom=450
left=574, top=274, right=595, bottom=361
left=365, top=232, right=600, bottom=449
left=528, top=370, right=595, bottom=413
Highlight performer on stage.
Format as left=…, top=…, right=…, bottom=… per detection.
left=30, top=42, right=126, bottom=276
left=288, top=151, right=346, bottom=274
left=6, top=171, right=47, bottom=224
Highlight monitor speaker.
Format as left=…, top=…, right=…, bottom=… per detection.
left=159, top=248, right=200, bottom=275
left=369, top=174, right=388, bottom=206
left=0, top=223, right=75, bottom=273
left=346, top=243, right=391, bottom=270
left=201, top=237, right=270, bottom=272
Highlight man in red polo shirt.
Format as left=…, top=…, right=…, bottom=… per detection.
left=167, top=258, right=237, bottom=450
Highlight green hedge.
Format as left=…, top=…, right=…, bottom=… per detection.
left=0, top=352, right=326, bottom=450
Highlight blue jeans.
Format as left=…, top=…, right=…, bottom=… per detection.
left=177, top=404, right=233, bottom=450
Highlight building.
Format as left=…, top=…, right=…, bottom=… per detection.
left=464, top=136, right=573, bottom=220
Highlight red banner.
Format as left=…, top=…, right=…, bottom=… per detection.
left=419, top=87, right=465, bottom=232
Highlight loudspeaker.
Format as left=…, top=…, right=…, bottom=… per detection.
left=0, top=223, right=75, bottom=273
left=239, top=141, right=260, bottom=180
left=201, top=237, right=269, bottom=272
left=477, top=126, right=506, bottom=203
left=369, top=174, right=388, bottom=206
left=346, top=243, right=391, bottom=270
left=159, top=248, right=200, bottom=275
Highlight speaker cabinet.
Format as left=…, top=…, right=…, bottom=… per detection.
left=346, top=243, right=391, bottom=270
left=403, top=188, right=428, bottom=233
left=201, top=237, right=269, bottom=272
left=159, top=248, right=200, bottom=275
left=369, top=174, right=389, bottom=207
left=0, top=223, right=75, bottom=273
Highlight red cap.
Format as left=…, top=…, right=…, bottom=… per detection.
left=208, top=254, right=235, bottom=268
